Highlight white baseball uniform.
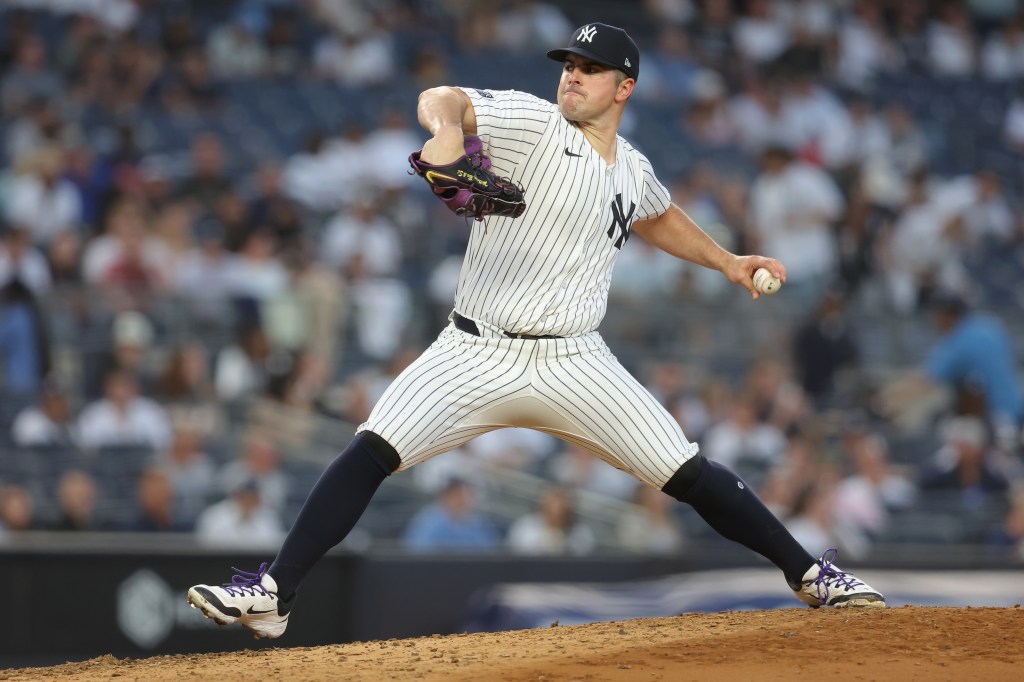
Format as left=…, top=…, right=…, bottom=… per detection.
left=359, top=87, right=699, bottom=489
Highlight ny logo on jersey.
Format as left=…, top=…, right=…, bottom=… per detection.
left=607, top=193, right=636, bottom=249
left=577, top=25, right=597, bottom=43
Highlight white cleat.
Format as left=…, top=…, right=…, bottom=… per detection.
left=187, top=562, right=292, bottom=638
left=792, top=549, right=886, bottom=608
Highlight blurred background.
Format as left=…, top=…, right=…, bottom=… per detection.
left=0, top=0, right=1023, bottom=668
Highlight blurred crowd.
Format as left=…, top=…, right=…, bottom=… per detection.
left=0, top=0, right=1022, bottom=561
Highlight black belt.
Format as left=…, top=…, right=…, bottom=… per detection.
left=452, top=312, right=561, bottom=340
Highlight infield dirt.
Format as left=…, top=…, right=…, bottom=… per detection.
left=4, top=606, right=1022, bottom=681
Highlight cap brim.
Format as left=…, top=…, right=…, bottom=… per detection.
left=546, top=47, right=630, bottom=77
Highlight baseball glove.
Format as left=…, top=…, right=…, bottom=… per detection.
left=409, top=135, right=526, bottom=221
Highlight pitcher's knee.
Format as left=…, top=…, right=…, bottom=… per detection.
left=661, top=454, right=706, bottom=501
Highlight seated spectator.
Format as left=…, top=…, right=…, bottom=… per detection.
left=616, top=484, right=686, bottom=554
left=833, top=431, right=916, bottom=538
left=792, top=288, right=858, bottom=407
left=880, top=292, right=1022, bottom=440
left=920, top=416, right=1010, bottom=508
left=159, top=423, right=217, bottom=525
left=195, top=479, right=284, bottom=548
left=175, top=132, right=233, bottom=216
left=701, top=393, right=786, bottom=476
left=223, top=228, right=290, bottom=305
left=215, top=325, right=272, bottom=401
left=322, top=199, right=403, bottom=277
left=547, top=443, right=638, bottom=500
left=1, top=33, right=63, bottom=117
left=468, top=427, right=558, bottom=472
left=172, top=216, right=233, bottom=324
left=402, top=478, right=500, bottom=553
left=0, top=278, right=48, bottom=396
left=206, top=11, right=270, bottom=79
left=155, top=341, right=222, bottom=437
left=507, top=486, right=596, bottom=555
left=6, top=145, right=82, bottom=246
left=86, top=309, right=161, bottom=399
left=0, top=223, right=51, bottom=296
left=78, top=369, right=172, bottom=451
left=125, top=468, right=190, bottom=532
left=0, top=484, right=37, bottom=535
left=51, top=469, right=107, bottom=531
left=218, top=429, right=289, bottom=512
left=11, top=379, right=78, bottom=446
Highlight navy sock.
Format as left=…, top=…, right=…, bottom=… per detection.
left=269, top=432, right=400, bottom=600
left=664, top=456, right=815, bottom=587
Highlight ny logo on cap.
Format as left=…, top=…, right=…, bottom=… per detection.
left=577, top=25, right=597, bottom=43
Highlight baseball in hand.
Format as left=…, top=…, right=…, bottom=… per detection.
left=753, top=267, right=782, bottom=296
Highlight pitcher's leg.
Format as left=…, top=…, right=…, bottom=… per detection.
left=269, top=431, right=401, bottom=599
left=662, top=454, right=814, bottom=585
left=664, top=455, right=885, bottom=608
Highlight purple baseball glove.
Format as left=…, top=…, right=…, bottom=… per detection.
left=408, top=135, right=526, bottom=221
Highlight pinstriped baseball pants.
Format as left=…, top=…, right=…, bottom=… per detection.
left=358, top=323, right=699, bottom=489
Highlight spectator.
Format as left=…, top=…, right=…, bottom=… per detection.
left=920, top=416, right=1010, bottom=506
left=0, top=485, right=37, bottom=535
left=835, top=0, right=896, bottom=89
left=322, top=199, right=403, bottom=277
left=313, top=24, right=395, bottom=87
left=507, top=486, right=596, bottom=555
left=246, top=163, right=304, bottom=252
left=223, top=228, right=290, bottom=306
left=78, top=369, right=172, bottom=451
left=362, top=109, right=424, bottom=191
left=195, top=479, right=285, bottom=548
left=172, top=216, right=233, bottom=323
left=159, top=423, right=217, bottom=525
left=51, top=469, right=106, bottom=531
left=748, top=144, right=843, bottom=298
left=206, top=12, right=270, bottom=79
left=701, top=392, right=786, bottom=477
left=548, top=443, right=645, bottom=500
left=833, top=431, right=917, bottom=539
left=86, top=310, right=160, bottom=399
left=5, top=145, right=82, bottom=246
left=176, top=132, right=233, bottom=215
left=125, top=468, right=190, bottom=532
left=11, top=380, right=78, bottom=447
left=927, top=1, right=977, bottom=76
left=215, top=325, right=272, bottom=401
left=155, top=341, right=222, bottom=436
left=82, top=197, right=169, bottom=293
left=784, top=479, right=870, bottom=559
left=0, top=33, right=62, bottom=116
left=732, top=0, right=790, bottom=65
left=880, top=291, right=1022, bottom=439
left=616, top=484, right=686, bottom=554
left=218, top=429, right=289, bottom=512
left=0, top=276, right=49, bottom=396
left=792, top=288, right=858, bottom=406
left=402, top=478, right=500, bottom=553
left=981, top=18, right=1024, bottom=80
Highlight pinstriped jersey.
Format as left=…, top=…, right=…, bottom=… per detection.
left=455, top=87, right=671, bottom=337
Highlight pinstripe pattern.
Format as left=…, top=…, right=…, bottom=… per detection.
left=360, top=325, right=698, bottom=488
left=358, top=87, right=696, bottom=488
left=455, top=88, right=670, bottom=337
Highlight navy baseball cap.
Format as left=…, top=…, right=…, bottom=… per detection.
left=547, top=23, right=640, bottom=81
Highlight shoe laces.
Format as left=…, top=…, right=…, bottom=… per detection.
left=810, top=548, right=864, bottom=603
left=222, top=562, right=274, bottom=598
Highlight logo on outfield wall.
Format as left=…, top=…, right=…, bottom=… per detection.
left=117, top=569, right=175, bottom=649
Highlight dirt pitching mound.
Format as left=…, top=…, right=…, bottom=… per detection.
left=5, top=606, right=1022, bottom=681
